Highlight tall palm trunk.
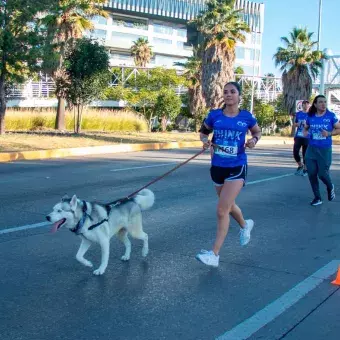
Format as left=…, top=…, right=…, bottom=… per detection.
left=282, top=69, right=312, bottom=136
left=188, top=86, right=206, bottom=132
left=202, top=45, right=235, bottom=109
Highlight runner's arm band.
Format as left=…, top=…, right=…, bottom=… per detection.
left=199, top=121, right=213, bottom=135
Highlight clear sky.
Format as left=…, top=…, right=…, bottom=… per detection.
left=260, top=0, right=339, bottom=76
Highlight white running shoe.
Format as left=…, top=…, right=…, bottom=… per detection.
left=196, top=250, right=219, bottom=267
left=240, top=219, right=254, bottom=246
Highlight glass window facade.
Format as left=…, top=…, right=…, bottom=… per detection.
left=156, top=55, right=183, bottom=67
left=111, top=31, right=147, bottom=44
left=90, top=29, right=107, bottom=40
left=153, top=37, right=172, bottom=45
left=153, top=23, right=173, bottom=35
left=177, top=41, right=184, bottom=49
left=111, top=16, right=148, bottom=30
left=177, top=28, right=187, bottom=38
left=92, top=16, right=108, bottom=25
left=236, top=46, right=245, bottom=59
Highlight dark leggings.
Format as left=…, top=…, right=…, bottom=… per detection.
left=305, top=146, right=333, bottom=199
left=293, top=137, right=308, bottom=164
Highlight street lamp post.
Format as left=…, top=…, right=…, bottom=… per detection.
left=250, top=32, right=259, bottom=114
left=317, top=0, right=323, bottom=50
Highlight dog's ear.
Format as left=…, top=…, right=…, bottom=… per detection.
left=70, top=195, right=78, bottom=211
left=61, top=194, right=69, bottom=202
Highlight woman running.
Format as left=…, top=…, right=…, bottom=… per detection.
left=196, top=82, right=261, bottom=267
left=293, top=100, right=310, bottom=176
left=303, top=95, right=340, bottom=206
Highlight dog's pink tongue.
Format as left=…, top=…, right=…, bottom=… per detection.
left=50, top=220, right=64, bottom=233
left=51, top=222, right=60, bottom=233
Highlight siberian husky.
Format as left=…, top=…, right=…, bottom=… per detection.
left=46, top=189, right=155, bottom=275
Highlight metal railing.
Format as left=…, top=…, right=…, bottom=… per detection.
left=7, top=79, right=56, bottom=99
left=7, top=64, right=340, bottom=104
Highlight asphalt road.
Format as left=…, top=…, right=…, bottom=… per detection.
left=1, top=145, right=340, bottom=340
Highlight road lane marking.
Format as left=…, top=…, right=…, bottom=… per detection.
left=110, top=163, right=176, bottom=172
left=216, top=260, right=340, bottom=340
left=0, top=222, right=50, bottom=235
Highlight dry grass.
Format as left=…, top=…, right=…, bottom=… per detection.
left=5, top=108, right=148, bottom=132
left=0, top=131, right=199, bottom=152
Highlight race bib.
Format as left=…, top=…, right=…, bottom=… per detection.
left=214, top=144, right=238, bottom=157
left=312, top=132, right=326, bottom=140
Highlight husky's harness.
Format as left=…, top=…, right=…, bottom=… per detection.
left=70, top=200, right=109, bottom=235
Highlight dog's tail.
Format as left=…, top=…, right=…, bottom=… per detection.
left=133, top=189, right=155, bottom=210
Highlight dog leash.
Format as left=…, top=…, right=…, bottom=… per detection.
left=106, top=147, right=209, bottom=206
left=106, top=142, right=239, bottom=207
left=72, top=147, right=210, bottom=235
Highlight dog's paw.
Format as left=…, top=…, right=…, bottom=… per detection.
left=93, top=267, right=106, bottom=275
left=83, top=260, right=93, bottom=268
left=121, top=254, right=130, bottom=261
left=142, top=247, right=149, bottom=257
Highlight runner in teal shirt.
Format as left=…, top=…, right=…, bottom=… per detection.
left=303, top=95, right=340, bottom=206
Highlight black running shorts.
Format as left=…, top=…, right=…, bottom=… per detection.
left=210, top=165, right=247, bottom=186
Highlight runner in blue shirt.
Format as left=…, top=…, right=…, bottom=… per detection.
left=303, top=95, right=340, bottom=206
left=293, top=100, right=310, bottom=176
left=196, top=82, right=261, bottom=267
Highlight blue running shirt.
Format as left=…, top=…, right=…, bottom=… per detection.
left=205, top=109, right=257, bottom=167
left=295, top=111, right=309, bottom=138
left=306, top=110, right=338, bottom=148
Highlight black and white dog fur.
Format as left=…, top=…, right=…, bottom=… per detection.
left=46, top=189, right=155, bottom=275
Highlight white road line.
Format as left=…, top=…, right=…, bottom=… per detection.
left=0, top=222, right=50, bottom=235
left=216, top=260, right=340, bottom=340
left=247, top=173, right=293, bottom=185
left=110, top=163, right=176, bottom=172
left=0, top=172, right=293, bottom=236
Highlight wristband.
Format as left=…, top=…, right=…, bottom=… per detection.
left=252, top=136, right=259, bottom=143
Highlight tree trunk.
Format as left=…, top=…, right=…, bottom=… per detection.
left=75, top=105, right=82, bottom=134
left=188, top=85, right=206, bottom=132
left=282, top=68, right=312, bottom=138
left=202, top=45, right=235, bottom=109
left=161, top=115, right=167, bottom=132
left=0, top=110, right=5, bottom=135
left=148, top=113, right=153, bottom=133
left=0, top=79, right=6, bottom=135
left=55, top=96, right=66, bottom=130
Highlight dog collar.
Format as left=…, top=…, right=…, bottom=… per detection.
left=71, top=201, right=109, bottom=234
left=71, top=200, right=90, bottom=235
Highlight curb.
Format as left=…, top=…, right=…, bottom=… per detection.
left=0, top=138, right=295, bottom=163
left=0, top=141, right=203, bottom=163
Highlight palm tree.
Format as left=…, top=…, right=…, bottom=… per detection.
left=130, top=38, right=153, bottom=67
left=175, top=47, right=206, bottom=131
left=41, top=0, right=108, bottom=130
left=273, top=27, right=323, bottom=133
left=193, top=0, right=250, bottom=109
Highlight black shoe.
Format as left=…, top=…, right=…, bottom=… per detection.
left=328, top=185, right=335, bottom=201
left=310, top=198, right=323, bottom=206
left=295, top=166, right=303, bottom=175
